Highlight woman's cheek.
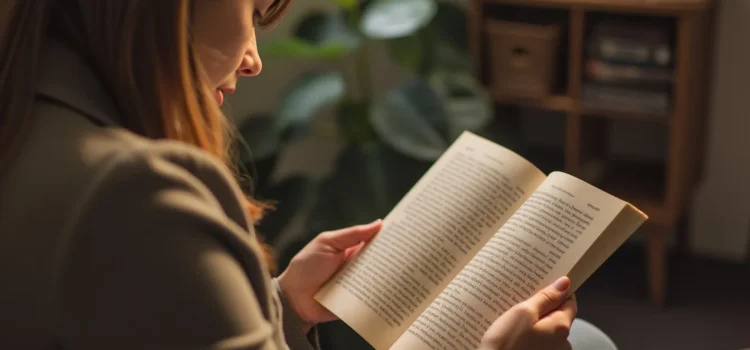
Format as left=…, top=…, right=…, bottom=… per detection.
left=195, top=46, right=231, bottom=86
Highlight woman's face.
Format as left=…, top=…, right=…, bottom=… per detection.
left=192, top=0, right=276, bottom=105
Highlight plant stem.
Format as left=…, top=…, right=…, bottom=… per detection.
left=418, top=28, right=434, bottom=77
left=355, top=41, right=373, bottom=101
left=348, top=3, right=372, bottom=102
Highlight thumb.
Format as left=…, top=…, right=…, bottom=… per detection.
left=524, top=277, right=571, bottom=319
left=320, top=219, right=383, bottom=252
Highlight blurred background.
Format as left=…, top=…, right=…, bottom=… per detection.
left=223, top=0, right=750, bottom=349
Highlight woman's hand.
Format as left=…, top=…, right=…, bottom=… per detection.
left=277, top=219, right=383, bottom=331
left=480, top=277, right=578, bottom=350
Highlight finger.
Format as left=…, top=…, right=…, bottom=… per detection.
left=534, top=296, right=577, bottom=341
left=535, top=311, right=575, bottom=340
left=537, top=302, right=576, bottom=326
left=344, top=241, right=366, bottom=261
left=320, top=219, right=383, bottom=251
left=557, top=295, right=577, bottom=322
left=523, top=277, right=571, bottom=319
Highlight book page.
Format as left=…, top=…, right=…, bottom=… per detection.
left=314, top=132, right=546, bottom=350
left=567, top=203, right=647, bottom=292
left=392, top=172, right=638, bottom=350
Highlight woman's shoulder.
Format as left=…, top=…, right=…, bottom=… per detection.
left=101, top=133, right=239, bottom=193
left=62, top=131, right=259, bottom=261
left=55, top=133, right=288, bottom=349
left=75, top=131, right=253, bottom=233
left=4, top=104, right=287, bottom=348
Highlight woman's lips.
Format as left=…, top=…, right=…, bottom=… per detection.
left=215, top=88, right=235, bottom=106
left=216, top=89, right=224, bottom=106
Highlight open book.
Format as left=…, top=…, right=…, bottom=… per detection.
left=314, top=132, right=647, bottom=350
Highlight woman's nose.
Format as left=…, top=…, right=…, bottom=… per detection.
left=238, top=53, right=262, bottom=77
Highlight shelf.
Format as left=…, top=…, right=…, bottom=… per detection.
left=491, top=90, right=575, bottom=112
left=581, top=105, right=671, bottom=124
left=475, top=0, right=716, bottom=309
left=490, top=93, right=672, bottom=123
left=484, top=0, right=711, bottom=14
left=584, top=159, right=670, bottom=224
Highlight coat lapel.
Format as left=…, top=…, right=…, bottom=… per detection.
left=36, top=39, right=123, bottom=128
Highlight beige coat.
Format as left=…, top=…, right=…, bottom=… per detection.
left=0, top=39, right=318, bottom=350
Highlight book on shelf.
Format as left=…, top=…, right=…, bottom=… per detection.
left=585, top=60, right=673, bottom=86
left=314, top=132, right=648, bottom=350
left=583, top=82, right=671, bottom=115
left=588, top=21, right=673, bottom=67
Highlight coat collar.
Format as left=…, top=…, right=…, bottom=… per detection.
left=36, top=39, right=123, bottom=128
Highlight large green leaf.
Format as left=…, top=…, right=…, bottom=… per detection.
left=429, top=71, right=493, bottom=141
left=360, top=0, right=437, bottom=39
left=247, top=155, right=279, bottom=195
left=341, top=0, right=375, bottom=31
left=305, top=142, right=431, bottom=235
left=428, top=2, right=468, bottom=51
left=238, top=114, right=280, bottom=162
left=370, top=73, right=493, bottom=161
left=387, top=34, right=424, bottom=74
left=276, top=72, right=346, bottom=138
left=258, top=38, right=350, bottom=59
left=236, top=114, right=285, bottom=194
left=277, top=141, right=431, bottom=281
left=256, top=176, right=316, bottom=246
left=370, top=79, right=449, bottom=161
left=334, top=0, right=359, bottom=11
left=337, top=99, right=378, bottom=144
left=426, top=2, right=471, bottom=71
left=259, top=12, right=359, bottom=59
left=294, top=12, right=360, bottom=51
left=433, top=42, right=472, bottom=71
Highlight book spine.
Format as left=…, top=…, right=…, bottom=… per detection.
left=584, top=60, right=673, bottom=87
left=587, top=22, right=673, bottom=67
left=583, top=83, right=670, bottom=114
left=587, top=39, right=673, bottom=67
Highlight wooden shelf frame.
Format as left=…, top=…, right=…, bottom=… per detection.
left=469, top=0, right=716, bottom=306
left=491, top=91, right=575, bottom=112
left=482, top=0, right=712, bottom=15
left=581, top=106, right=672, bottom=124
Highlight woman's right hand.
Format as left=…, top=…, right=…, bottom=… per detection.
left=480, top=277, right=577, bottom=350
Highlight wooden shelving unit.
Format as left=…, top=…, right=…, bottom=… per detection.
left=469, top=0, right=716, bottom=306
left=492, top=91, right=575, bottom=112
left=581, top=106, right=671, bottom=124
left=482, top=0, right=711, bottom=14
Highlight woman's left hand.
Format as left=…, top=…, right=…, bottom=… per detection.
left=277, top=219, right=383, bottom=331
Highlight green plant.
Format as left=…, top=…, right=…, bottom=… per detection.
left=237, top=2, right=503, bottom=347
left=237, top=0, right=514, bottom=263
left=259, top=0, right=493, bottom=158
left=236, top=113, right=317, bottom=249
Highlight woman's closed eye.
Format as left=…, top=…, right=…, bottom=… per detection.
left=254, top=0, right=286, bottom=28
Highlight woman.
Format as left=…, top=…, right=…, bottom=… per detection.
left=0, top=0, right=603, bottom=349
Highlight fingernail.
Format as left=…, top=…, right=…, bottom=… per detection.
left=371, top=219, right=382, bottom=225
left=554, top=277, right=570, bottom=292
